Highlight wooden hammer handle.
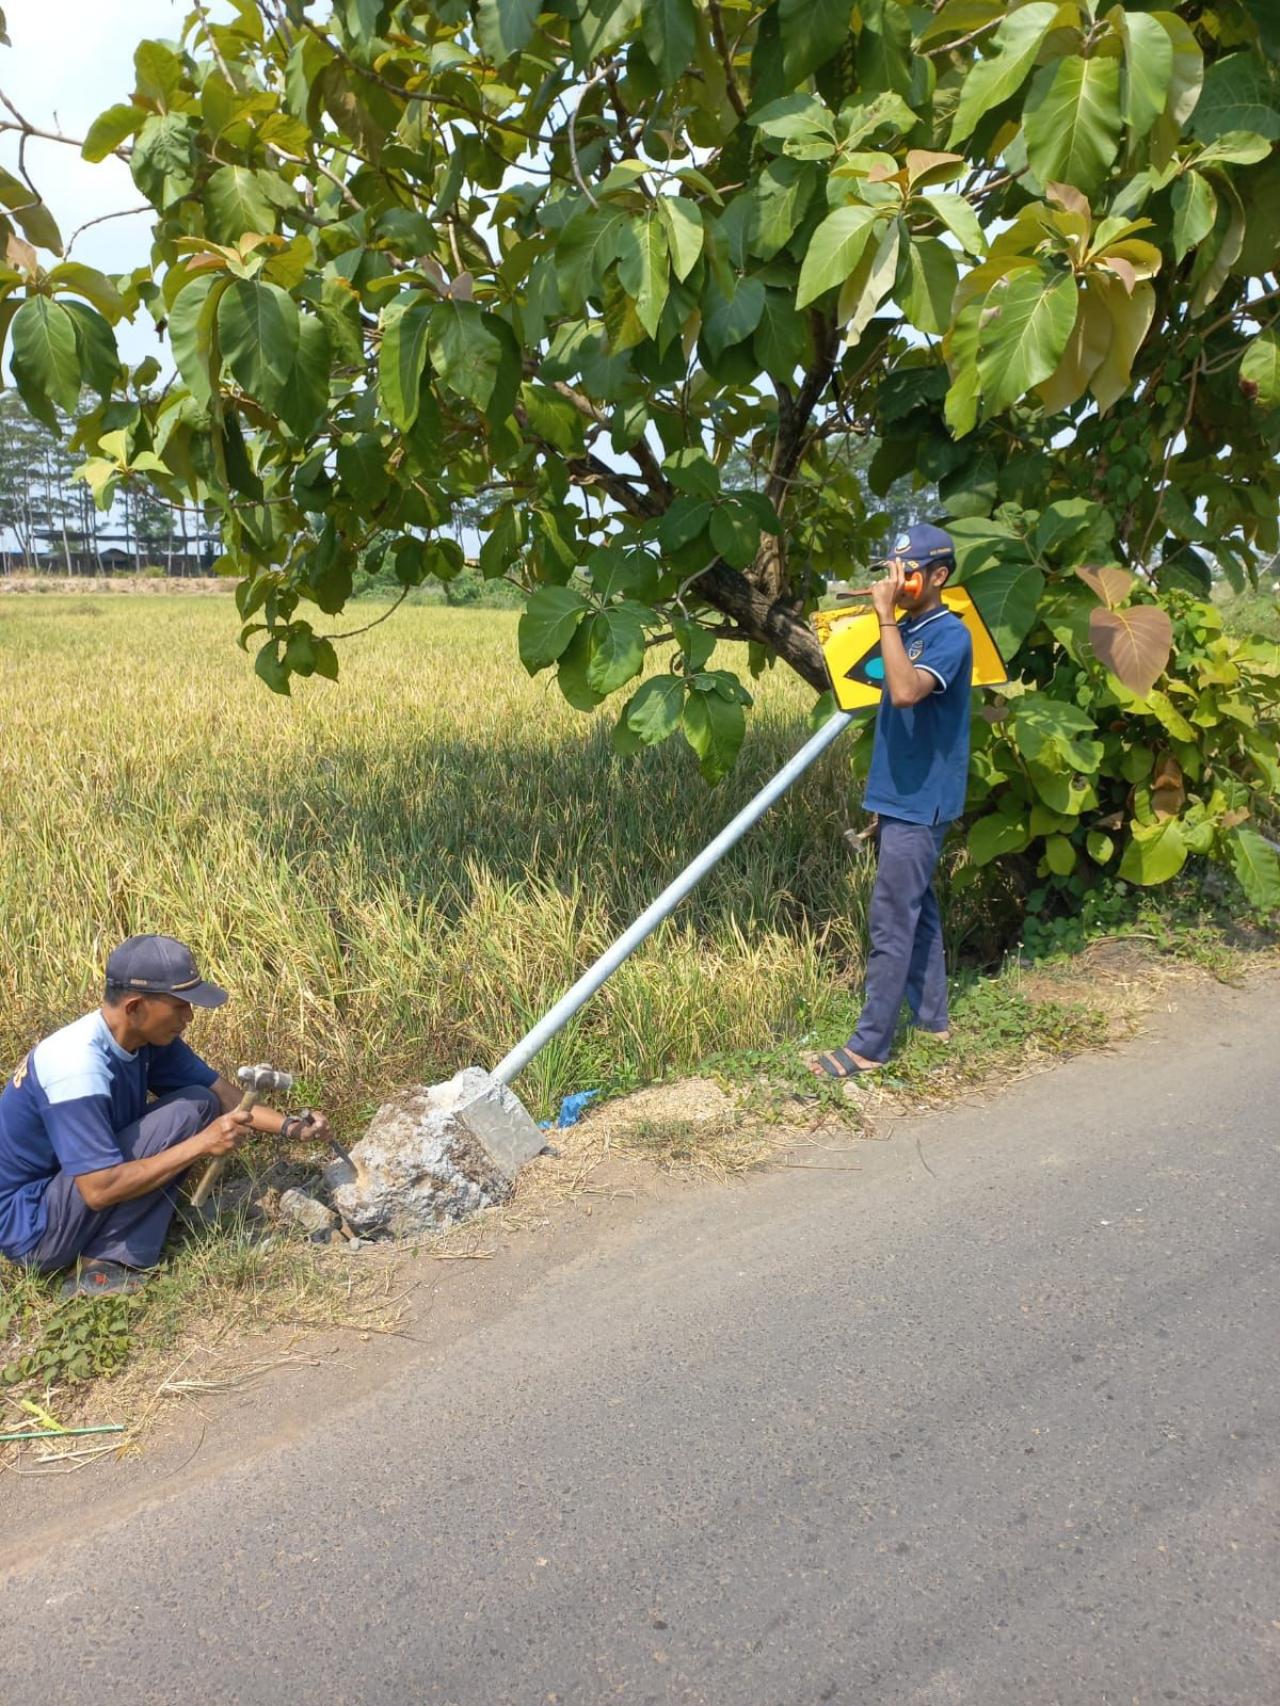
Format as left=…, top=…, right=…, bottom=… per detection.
left=189, top=1088, right=257, bottom=1211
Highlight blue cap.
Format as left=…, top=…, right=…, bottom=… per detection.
left=105, top=935, right=228, bottom=1008
left=875, top=523, right=955, bottom=566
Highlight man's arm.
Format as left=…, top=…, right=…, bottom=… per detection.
left=75, top=1108, right=251, bottom=1211
left=210, top=1076, right=332, bottom=1144
left=870, top=564, right=941, bottom=708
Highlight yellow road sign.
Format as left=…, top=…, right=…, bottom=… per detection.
left=813, top=588, right=1009, bottom=713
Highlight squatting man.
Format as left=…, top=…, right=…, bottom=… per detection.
left=0, top=935, right=331, bottom=1296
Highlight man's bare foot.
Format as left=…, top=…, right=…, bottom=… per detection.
left=806, top=1046, right=883, bottom=1079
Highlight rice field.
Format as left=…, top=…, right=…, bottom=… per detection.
left=0, top=594, right=897, bottom=1126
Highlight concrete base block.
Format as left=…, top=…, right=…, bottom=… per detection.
left=326, top=1067, right=544, bottom=1240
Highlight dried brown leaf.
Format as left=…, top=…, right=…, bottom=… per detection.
left=1088, top=604, right=1173, bottom=698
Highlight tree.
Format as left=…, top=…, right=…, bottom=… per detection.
left=0, top=0, right=1278, bottom=903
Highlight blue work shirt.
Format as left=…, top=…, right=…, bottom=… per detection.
left=863, top=607, right=973, bottom=826
left=0, top=1010, right=218, bottom=1261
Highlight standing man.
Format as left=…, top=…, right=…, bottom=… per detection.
left=0, top=935, right=330, bottom=1295
left=812, top=523, right=973, bottom=1078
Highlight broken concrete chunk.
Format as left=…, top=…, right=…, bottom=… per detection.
left=276, top=1187, right=339, bottom=1237
left=326, top=1067, right=544, bottom=1240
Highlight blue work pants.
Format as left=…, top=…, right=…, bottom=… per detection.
left=847, top=816, right=951, bottom=1063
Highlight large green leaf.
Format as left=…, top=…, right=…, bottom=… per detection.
left=1171, top=170, right=1217, bottom=262
left=682, top=687, right=746, bottom=782
left=1118, top=817, right=1187, bottom=885
left=81, top=102, right=145, bottom=162
left=968, top=804, right=1032, bottom=865
left=616, top=213, right=669, bottom=338
left=976, top=263, right=1078, bottom=415
left=278, top=314, right=332, bottom=438
left=641, top=0, right=696, bottom=86
left=556, top=204, right=630, bottom=309
left=205, top=164, right=277, bottom=242
left=572, top=0, right=643, bottom=67
left=586, top=604, right=648, bottom=693
left=1119, top=11, right=1174, bottom=137
left=427, top=301, right=502, bottom=409
left=659, top=197, right=703, bottom=281
left=949, top=2, right=1059, bottom=146
left=897, top=236, right=958, bottom=336
left=623, top=674, right=686, bottom=745
left=1189, top=50, right=1280, bottom=142
left=749, top=158, right=815, bottom=262
left=130, top=113, right=198, bottom=208
left=961, top=560, right=1045, bottom=661
left=476, top=0, right=541, bottom=60
left=796, top=205, right=880, bottom=308
left=1227, top=825, right=1280, bottom=913
left=778, top=0, right=852, bottom=88
left=217, top=277, right=301, bottom=410
left=518, top=585, right=588, bottom=673
left=1024, top=53, right=1123, bottom=196
left=9, top=296, right=81, bottom=425
left=919, top=191, right=986, bottom=257
left=379, top=299, right=432, bottom=430
left=1240, top=328, right=1280, bottom=406
left=170, top=275, right=226, bottom=407
left=702, top=277, right=765, bottom=359
left=61, top=301, right=119, bottom=400
left=754, top=289, right=808, bottom=378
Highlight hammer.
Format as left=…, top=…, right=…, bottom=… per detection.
left=189, top=1063, right=293, bottom=1211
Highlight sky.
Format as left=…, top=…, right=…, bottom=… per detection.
left=2, top=0, right=193, bottom=366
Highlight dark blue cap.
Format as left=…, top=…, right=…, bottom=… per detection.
left=875, top=523, right=955, bottom=566
left=105, top=935, right=228, bottom=1008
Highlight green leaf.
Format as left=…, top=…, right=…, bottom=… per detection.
left=44, top=261, right=125, bottom=319
left=9, top=297, right=81, bottom=424
left=1240, top=328, right=1280, bottom=407
left=796, top=205, right=880, bottom=309
left=556, top=204, right=630, bottom=308
left=217, top=277, right=301, bottom=410
left=616, top=213, right=670, bottom=338
left=919, top=191, right=987, bottom=257
left=748, top=94, right=836, bottom=143
left=476, top=0, right=540, bottom=60
left=658, top=495, right=712, bottom=551
left=1171, top=170, right=1217, bottom=262
left=642, top=0, right=696, bottom=86
left=1012, top=693, right=1104, bottom=773
left=968, top=805, right=1032, bottom=865
left=205, top=165, right=277, bottom=243
left=1086, top=829, right=1115, bottom=865
left=702, top=276, right=765, bottom=359
left=710, top=500, right=762, bottom=569
left=379, top=299, right=431, bottom=430
left=624, top=674, right=686, bottom=744
left=1189, top=50, right=1280, bottom=143
left=897, top=237, right=958, bottom=336
left=62, top=301, right=119, bottom=400
left=1043, top=834, right=1077, bottom=876
left=572, top=0, right=644, bottom=66
left=659, top=197, right=703, bottom=282
left=130, top=113, right=198, bottom=208
left=961, top=560, right=1045, bottom=660
left=170, top=275, right=226, bottom=408
left=682, top=686, right=746, bottom=782
left=754, top=289, right=808, bottom=379
left=1117, top=817, right=1187, bottom=885
left=255, top=638, right=292, bottom=696
left=1024, top=53, right=1123, bottom=197
left=663, top=446, right=720, bottom=498
left=1119, top=11, right=1174, bottom=137
left=1227, top=825, right=1280, bottom=913
left=555, top=623, right=607, bottom=712
left=949, top=2, right=1059, bottom=146
left=518, top=584, right=589, bottom=673
left=749, top=158, right=815, bottom=262
left=977, top=262, right=1078, bottom=415
left=278, top=314, right=332, bottom=438
left=586, top=604, right=648, bottom=693
left=778, top=0, right=851, bottom=87
left=134, top=38, right=183, bottom=106
left=428, top=301, right=502, bottom=409
left=81, top=102, right=144, bottom=162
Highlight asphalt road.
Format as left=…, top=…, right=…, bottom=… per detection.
left=2, top=975, right=1277, bottom=1705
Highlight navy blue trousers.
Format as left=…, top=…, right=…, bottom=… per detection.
left=847, top=816, right=951, bottom=1064
left=31, top=1085, right=219, bottom=1273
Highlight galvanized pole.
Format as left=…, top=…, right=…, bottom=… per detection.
left=490, top=710, right=856, bottom=1086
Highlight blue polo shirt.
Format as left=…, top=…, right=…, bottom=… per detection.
left=0, top=1010, right=218, bottom=1261
left=863, top=607, right=973, bottom=825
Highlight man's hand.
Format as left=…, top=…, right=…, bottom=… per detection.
left=296, top=1109, right=332, bottom=1143
left=198, top=1108, right=253, bottom=1158
left=870, top=560, right=905, bottom=623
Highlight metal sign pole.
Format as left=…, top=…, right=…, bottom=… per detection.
left=491, top=710, right=856, bottom=1087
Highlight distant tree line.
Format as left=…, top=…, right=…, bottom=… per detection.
left=0, top=392, right=215, bottom=574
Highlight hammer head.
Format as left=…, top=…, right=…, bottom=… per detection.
left=237, top=1062, right=294, bottom=1096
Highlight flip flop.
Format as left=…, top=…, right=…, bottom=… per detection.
left=809, top=1047, right=880, bottom=1080
left=59, top=1259, right=149, bottom=1299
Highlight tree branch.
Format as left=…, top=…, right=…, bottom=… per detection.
left=693, top=558, right=828, bottom=692
left=707, top=0, right=750, bottom=121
